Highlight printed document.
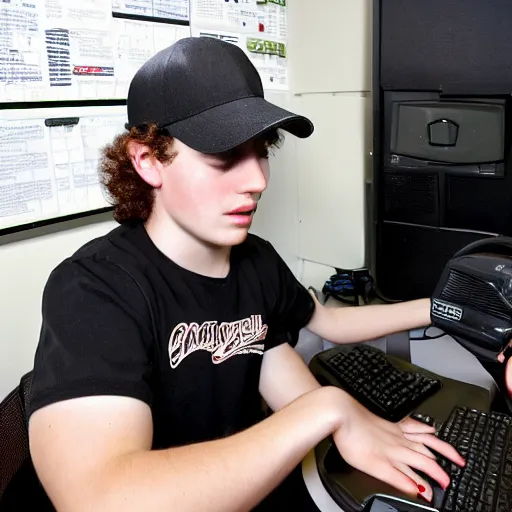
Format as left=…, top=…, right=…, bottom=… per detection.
left=0, top=106, right=127, bottom=231
left=112, top=0, right=190, bottom=21
left=113, top=18, right=190, bottom=98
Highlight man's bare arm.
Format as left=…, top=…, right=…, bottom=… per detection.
left=307, top=295, right=431, bottom=344
left=29, top=387, right=344, bottom=512
left=258, top=342, right=466, bottom=504
left=259, top=342, right=321, bottom=411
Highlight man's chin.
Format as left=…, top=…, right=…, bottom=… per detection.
left=219, top=228, right=251, bottom=247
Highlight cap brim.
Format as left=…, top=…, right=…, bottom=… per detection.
left=162, top=96, right=314, bottom=154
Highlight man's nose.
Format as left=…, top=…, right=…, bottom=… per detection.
left=239, top=156, right=268, bottom=194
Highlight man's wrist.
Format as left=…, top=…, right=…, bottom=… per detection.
left=411, top=297, right=432, bottom=327
left=305, top=385, right=351, bottom=434
left=423, top=297, right=433, bottom=325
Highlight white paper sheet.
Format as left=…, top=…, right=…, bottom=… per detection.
left=0, top=118, right=57, bottom=227
left=153, top=0, right=190, bottom=21
left=191, top=0, right=259, bottom=33
left=112, top=0, right=190, bottom=21
left=257, top=0, right=287, bottom=39
left=0, top=0, right=118, bottom=102
left=113, top=18, right=190, bottom=98
left=112, top=0, right=153, bottom=17
left=0, top=0, right=47, bottom=102
left=0, top=106, right=128, bottom=231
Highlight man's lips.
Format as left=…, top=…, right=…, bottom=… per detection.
left=226, top=204, right=257, bottom=215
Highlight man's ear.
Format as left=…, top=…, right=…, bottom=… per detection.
left=127, top=140, right=163, bottom=188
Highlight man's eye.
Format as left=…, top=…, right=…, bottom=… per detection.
left=210, top=156, right=236, bottom=170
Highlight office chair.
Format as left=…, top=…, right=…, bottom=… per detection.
left=0, top=372, right=54, bottom=510
left=0, top=371, right=32, bottom=500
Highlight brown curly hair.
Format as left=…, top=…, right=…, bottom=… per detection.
left=100, top=124, right=283, bottom=223
left=100, top=124, right=175, bottom=223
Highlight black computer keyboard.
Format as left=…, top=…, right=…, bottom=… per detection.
left=436, top=407, right=512, bottom=512
left=318, top=345, right=442, bottom=422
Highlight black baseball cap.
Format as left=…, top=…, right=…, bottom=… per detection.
left=126, top=36, right=314, bottom=154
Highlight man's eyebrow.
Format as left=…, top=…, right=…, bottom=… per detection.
left=206, top=133, right=276, bottom=162
left=208, top=146, right=245, bottom=162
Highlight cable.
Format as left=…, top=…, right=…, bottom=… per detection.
left=410, top=325, right=446, bottom=341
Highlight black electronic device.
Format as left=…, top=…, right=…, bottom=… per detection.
left=380, top=0, right=512, bottom=92
left=389, top=100, right=505, bottom=175
left=372, top=0, right=512, bottom=302
left=316, top=345, right=442, bottom=422
left=362, top=496, right=437, bottom=512
left=431, top=236, right=512, bottom=361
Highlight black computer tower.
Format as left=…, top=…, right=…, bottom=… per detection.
left=372, top=0, right=512, bottom=301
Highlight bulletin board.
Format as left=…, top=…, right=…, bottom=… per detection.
left=0, top=0, right=289, bottom=235
left=0, top=0, right=190, bottom=235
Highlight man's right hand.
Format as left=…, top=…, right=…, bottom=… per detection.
left=331, top=392, right=465, bottom=503
left=496, top=344, right=512, bottom=397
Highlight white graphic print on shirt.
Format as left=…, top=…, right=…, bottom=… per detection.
left=169, top=315, right=268, bottom=368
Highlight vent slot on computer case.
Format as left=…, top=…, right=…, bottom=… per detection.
left=441, top=269, right=511, bottom=321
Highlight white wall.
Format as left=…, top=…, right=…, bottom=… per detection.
left=256, top=0, right=374, bottom=289
left=0, top=215, right=117, bottom=397
left=250, top=91, right=302, bottom=276
left=0, top=1, right=374, bottom=398
left=289, top=0, right=373, bottom=282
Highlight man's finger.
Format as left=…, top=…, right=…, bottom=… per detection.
left=402, top=435, right=436, bottom=460
left=400, top=417, right=436, bottom=434
left=394, top=462, right=433, bottom=503
left=398, top=446, right=451, bottom=491
left=364, top=461, right=420, bottom=498
left=409, top=433, right=465, bottom=467
left=506, top=357, right=512, bottom=397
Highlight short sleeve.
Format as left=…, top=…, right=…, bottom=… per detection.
left=264, top=243, right=316, bottom=350
left=28, top=257, right=154, bottom=418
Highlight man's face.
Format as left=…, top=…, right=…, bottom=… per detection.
left=156, top=136, right=271, bottom=247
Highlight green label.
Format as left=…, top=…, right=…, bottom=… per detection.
left=256, top=0, right=286, bottom=6
left=247, top=38, right=286, bottom=58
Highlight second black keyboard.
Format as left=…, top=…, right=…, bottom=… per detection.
left=318, top=345, right=442, bottom=422
left=436, top=407, right=512, bottom=512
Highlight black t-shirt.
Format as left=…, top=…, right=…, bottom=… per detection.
left=29, top=220, right=315, bottom=451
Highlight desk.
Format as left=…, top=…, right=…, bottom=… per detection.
left=303, top=449, right=344, bottom=512
left=301, top=348, right=493, bottom=512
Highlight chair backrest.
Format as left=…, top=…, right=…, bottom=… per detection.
left=0, top=371, right=33, bottom=501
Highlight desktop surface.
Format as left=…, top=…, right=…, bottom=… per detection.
left=309, top=346, right=493, bottom=512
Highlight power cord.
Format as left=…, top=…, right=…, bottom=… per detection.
left=410, top=325, right=446, bottom=341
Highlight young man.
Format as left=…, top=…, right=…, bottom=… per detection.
left=27, top=37, right=464, bottom=511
